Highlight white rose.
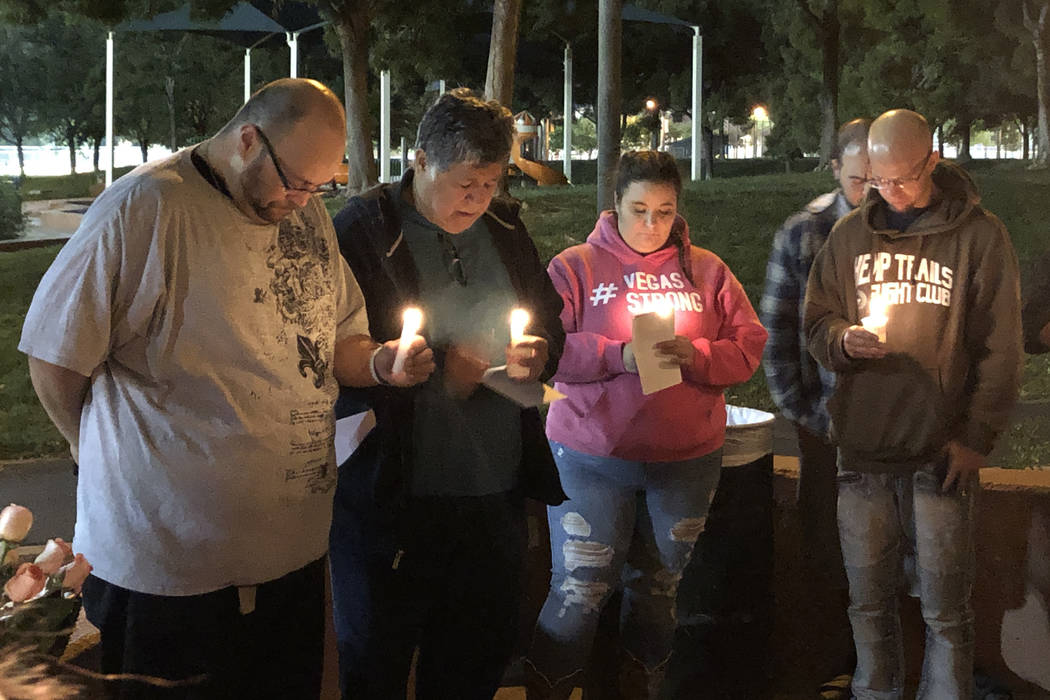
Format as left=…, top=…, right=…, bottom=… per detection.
left=0, top=505, right=33, bottom=543
left=33, top=538, right=73, bottom=575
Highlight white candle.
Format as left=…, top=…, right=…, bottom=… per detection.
left=861, top=295, right=888, bottom=343
left=392, top=307, right=423, bottom=375
left=507, top=308, right=533, bottom=379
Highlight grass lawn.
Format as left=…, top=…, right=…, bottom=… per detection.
left=4, top=162, right=1050, bottom=466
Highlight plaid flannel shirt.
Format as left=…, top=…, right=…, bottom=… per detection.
left=760, top=190, right=851, bottom=437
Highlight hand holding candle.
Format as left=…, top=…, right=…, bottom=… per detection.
left=861, top=294, right=888, bottom=343
left=844, top=294, right=888, bottom=359
left=506, top=308, right=546, bottom=381
left=392, top=307, right=424, bottom=375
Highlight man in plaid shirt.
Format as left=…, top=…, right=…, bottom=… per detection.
left=759, top=118, right=870, bottom=698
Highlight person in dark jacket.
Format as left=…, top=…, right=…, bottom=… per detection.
left=328, top=88, right=567, bottom=699
left=805, top=109, right=1023, bottom=700
left=759, top=118, right=869, bottom=696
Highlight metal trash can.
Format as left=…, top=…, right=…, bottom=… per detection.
left=662, top=405, right=777, bottom=699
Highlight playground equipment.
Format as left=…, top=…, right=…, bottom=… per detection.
left=512, top=111, right=569, bottom=186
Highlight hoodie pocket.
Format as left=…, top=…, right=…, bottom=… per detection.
left=828, top=354, right=949, bottom=466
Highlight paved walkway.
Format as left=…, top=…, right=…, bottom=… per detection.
left=0, top=198, right=85, bottom=251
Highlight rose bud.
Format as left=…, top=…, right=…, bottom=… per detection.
left=4, top=563, right=47, bottom=602
left=3, top=548, right=19, bottom=568
left=33, top=538, right=73, bottom=576
left=0, top=505, right=33, bottom=543
left=59, top=554, right=92, bottom=594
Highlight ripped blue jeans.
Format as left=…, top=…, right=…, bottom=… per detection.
left=837, top=463, right=977, bottom=700
left=526, top=441, right=722, bottom=691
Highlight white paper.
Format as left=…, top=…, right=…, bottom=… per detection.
left=334, top=410, right=377, bottom=466
left=632, top=311, right=682, bottom=395
left=481, top=366, right=566, bottom=408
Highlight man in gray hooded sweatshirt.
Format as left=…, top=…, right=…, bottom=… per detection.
left=804, top=109, right=1022, bottom=699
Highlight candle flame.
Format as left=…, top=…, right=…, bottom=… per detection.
left=654, top=299, right=674, bottom=319
left=868, top=294, right=887, bottom=319
left=510, top=308, right=530, bottom=345
left=401, top=307, right=423, bottom=338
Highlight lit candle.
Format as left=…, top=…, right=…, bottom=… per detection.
left=392, top=307, right=423, bottom=375
left=510, top=308, right=530, bottom=346
left=507, top=308, right=533, bottom=379
left=631, top=301, right=681, bottom=395
left=861, top=295, right=888, bottom=343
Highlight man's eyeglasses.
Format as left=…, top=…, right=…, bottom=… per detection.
left=253, top=125, right=333, bottom=195
left=866, top=150, right=932, bottom=191
left=438, top=232, right=467, bottom=286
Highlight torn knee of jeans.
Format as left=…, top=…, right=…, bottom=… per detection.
left=669, top=516, right=706, bottom=543
left=563, top=539, right=614, bottom=571
left=559, top=576, right=611, bottom=615
left=560, top=511, right=592, bottom=538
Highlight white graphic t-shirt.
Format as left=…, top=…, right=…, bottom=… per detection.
left=19, top=150, right=367, bottom=595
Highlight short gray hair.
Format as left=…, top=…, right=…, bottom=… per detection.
left=415, top=88, right=514, bottom=171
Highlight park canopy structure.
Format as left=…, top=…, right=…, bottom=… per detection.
left=103, top=1, right=326, bottom=186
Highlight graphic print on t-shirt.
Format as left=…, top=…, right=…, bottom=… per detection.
left=854, top=252, right=954, bottom=312
left=265, top=211, right=336, bottom=388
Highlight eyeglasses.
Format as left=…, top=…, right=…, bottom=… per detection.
left=253, top=125, right=333, bottom=195
left=866, top=150, right=932, bottom=191
left=437, top=232, right=467, bottom=286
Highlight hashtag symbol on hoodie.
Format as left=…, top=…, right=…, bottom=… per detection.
left=590, top=282, right=619, bottom=306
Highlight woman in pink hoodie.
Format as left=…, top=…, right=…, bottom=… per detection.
left=523, top=151, right=767, bottom=698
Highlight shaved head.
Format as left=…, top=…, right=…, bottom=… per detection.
left=222, top=78, right=346, bottom=140
left=869, top=109, right=932, bottom=164
left=866, top=109, right=939, bottom=213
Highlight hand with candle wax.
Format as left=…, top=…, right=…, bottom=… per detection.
left=372, top=338, right=435, bottom=387
left=505, top=336, right=550, bottom=383
left=842, top=325, right=888, bottom=360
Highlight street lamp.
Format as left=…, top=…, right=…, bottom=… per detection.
left=645, top=98, right=660, bottom=149
left=751, top=105, right=769, bottom=158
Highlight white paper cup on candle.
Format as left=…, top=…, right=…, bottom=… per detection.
left=861, top=294, right=888, bottom=343
left=507, top=308, right=534, bottom=379
left=392, top=307, right=423, bottom=375
left=861, top=315, right=887, bottom=343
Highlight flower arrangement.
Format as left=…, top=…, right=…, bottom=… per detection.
left=0, top=504, right=91, bottom=657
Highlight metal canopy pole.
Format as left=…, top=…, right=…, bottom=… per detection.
left=106, top=31, right=114, bottom=187
left=244, top=48, right=251, bottom=103
left=563, top=41, right=573, bottom=184
left=380, top=70, right=391, bottom=183
left=286, top=32, right=298, bottom=77
left=691, top=26, right=703, bottom=181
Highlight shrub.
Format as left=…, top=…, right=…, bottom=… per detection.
left=0, top=178, right=25, bottom=241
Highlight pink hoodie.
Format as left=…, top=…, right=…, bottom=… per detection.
left=545, top=211, right=767, bottom=462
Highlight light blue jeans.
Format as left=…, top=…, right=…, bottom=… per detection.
left=526, top=441, right=723, bottom=693
left=837, top=462, right=977, bottom=700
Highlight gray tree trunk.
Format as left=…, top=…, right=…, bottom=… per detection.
left=797, top=0, right=839, bottom=170
left=325, top=3, right=378, bottom=193
left=166, top=76, right=177, bottom=152
left=484, top=0, right=522, bottom=107
left=597, top=0, right=622, bottom=214
left=1024, top=1, right=1050, bottom=168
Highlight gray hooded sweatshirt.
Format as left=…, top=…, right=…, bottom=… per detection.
left=804, top=162, right=1022, bottom=472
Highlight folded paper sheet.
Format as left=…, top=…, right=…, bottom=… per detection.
left=482, top=366, right=566, bottom=408
left=632, top=311, right=682, bottom=395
